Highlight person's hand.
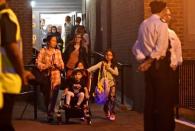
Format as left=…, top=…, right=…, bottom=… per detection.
left=170, top=64, right=177, bottom=71
left=85, top=93, right=90, bottom=99
left=138, top=58, right=153, bottom=72
left=22, top=70, right=35, bottom=86
left=104, top=63, right=110, bottom=70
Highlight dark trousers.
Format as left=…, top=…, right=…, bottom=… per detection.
left=48, top=87, right=59, bottom=115
left=0, top=94, right=15, bottom=131
left=144, top=56, right=175, bottom=131
left=170, top=68, right=179, bottom=106
left=40, top=78, right=59, bottom=115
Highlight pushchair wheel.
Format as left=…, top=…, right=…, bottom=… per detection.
left=86, top=117, right=92, bottom=125
left=87, top=120, right=92, bottom=125
left=56, top=111, right=62, bottom=124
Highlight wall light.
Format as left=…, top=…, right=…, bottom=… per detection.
left=31, top=1, right=36, bottom=8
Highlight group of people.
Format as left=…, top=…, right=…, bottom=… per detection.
left=36, top=15, right=119, bottom=123
left=40, top=16, right=89, bottom=54
left=36, top=31, right=119, bottom=122
left=0, top=0, right=183, bottom=131
left=132, top=1, right=182, bottom=131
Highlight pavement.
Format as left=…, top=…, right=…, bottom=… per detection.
left=12, top=101, right=195, bottom=131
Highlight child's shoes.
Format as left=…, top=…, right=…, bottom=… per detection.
left=64, top=104, right=71, bottom=109
left=109, top=114, right=116, bottom=121
left=75, top=104, right=81, bottom=109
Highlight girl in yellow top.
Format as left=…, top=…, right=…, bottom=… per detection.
left=87, top=49, right=119, bottom=121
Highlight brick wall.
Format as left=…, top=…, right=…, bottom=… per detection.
left=111, top=0, right=145, bottom=111
left=144, top=0, right=195, bottom=59
left=8, top=0, right=32, bottom=64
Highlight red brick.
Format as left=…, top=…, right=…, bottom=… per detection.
left=8, top=0, right=32, bottom=64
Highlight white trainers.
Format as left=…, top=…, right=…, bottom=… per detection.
left=109, top=114, right=116, bottom=121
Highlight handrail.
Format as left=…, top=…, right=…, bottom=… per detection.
left=91, top=51, right=131, bottom=105
left=92, top=51, right=132, bottom=68
left=24, top=64, right=36, bottom=68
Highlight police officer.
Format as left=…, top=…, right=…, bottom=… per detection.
left=0, top=0, right=34, bottom=130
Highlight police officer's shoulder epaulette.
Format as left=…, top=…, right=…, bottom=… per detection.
left=160, top=18, right=167, bottom=23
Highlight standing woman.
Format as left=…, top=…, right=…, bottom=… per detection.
left=63, top=34, right=88, bottom=79
left=36, top=35, right=64, bottom=121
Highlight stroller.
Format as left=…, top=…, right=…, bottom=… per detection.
left=56, top=69, right=92, bottom=125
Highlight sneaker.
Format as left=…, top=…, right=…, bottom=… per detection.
left=109, top=114, right=116, bottom=121
left=56, top=112, right=62, bottom=123
left=64, top=104, right=71, bottom=109
left=74, top=105, right=81, bottom=109
left=80, top=117, right=85, bottom=121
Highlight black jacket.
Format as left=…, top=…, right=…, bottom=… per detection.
left=63, top=43, right=88, bottom=68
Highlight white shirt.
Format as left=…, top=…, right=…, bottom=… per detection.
left=168, top=28, right=183, bottom=66
left=132, top=14, right=169, bottom=61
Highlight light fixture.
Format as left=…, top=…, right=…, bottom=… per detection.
left=30, top=1, right=36, bottom=8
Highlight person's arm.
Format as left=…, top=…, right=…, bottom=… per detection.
left=5, top=42, right=25, bottom=78
left=132, top=40, right=146, bottom=62
left=105, top=65, right=119, bottom=76
left=36, top=49, right=50, bottom=71
left=174, top=32, right=183, bottom=65
left=87, top=61, right=102, bottom=73
left=169, top=29, right=183, bottom=70
left=3, top=13, right=34, bottom=85
left=83, top=33, right=89, bottom=45
left=84, top=87, right=90, bottom=99
left=54, top=50, right=64, bottom=70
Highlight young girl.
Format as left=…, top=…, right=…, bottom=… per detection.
left=75, top=61, right=91, bottom=94
left=87, top=49, right=119, bottom=121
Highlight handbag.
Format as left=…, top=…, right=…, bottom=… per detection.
left=94, top=63, right=109, bottom=105
left=31, top=48, right=51, bottom=85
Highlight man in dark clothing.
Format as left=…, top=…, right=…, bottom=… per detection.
left=70, top=17, right=82, bottom=40
left=132, top=1, right=176, bottom=131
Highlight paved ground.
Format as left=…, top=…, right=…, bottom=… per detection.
left=12, top=102, right=195, bottom=131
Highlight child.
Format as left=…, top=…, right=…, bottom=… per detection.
left=87, top=49, right=119, bottom=121
left=64, top=69, right=89, bottom=109
left=75, top=61, right=91, bottom=94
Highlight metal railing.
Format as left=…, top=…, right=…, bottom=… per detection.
left=178, top=60, right=195, bottom=110
left=22, top=64, right=38, bottom=120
